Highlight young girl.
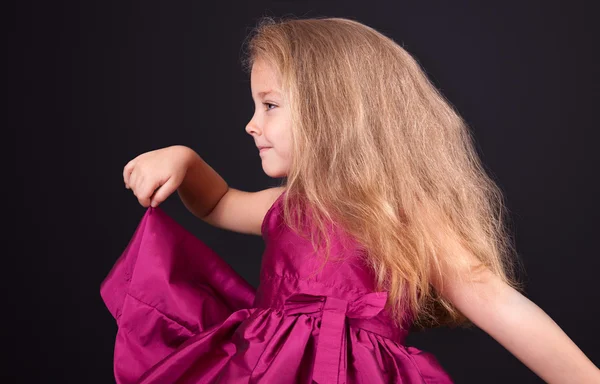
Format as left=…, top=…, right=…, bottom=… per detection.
left=101, top=17, right=599, bottom=383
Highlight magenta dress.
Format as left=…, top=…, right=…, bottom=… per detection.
left=101, top=193, right=453, bottom=383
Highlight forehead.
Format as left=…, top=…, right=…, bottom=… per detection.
left=251, top=59, right=282, bottom=96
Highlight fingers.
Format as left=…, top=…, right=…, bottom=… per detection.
left=124, top=166, right=152, bottom=208
left=150, top=176, right=177, bottom=207
left=129, top=169, right=139, bottom=193
left=134, top=176, right=157, bottom=208
left=122, top=152, right=181, bottom=209
left=123, top=159, right=136, bottom=189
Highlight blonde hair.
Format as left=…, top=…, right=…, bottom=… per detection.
left=242, top=16, right=525, bottom=330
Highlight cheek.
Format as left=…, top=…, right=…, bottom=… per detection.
left=266, top=121, right=292, bottom=157
left=273, top=133, right=291, bottom=157
left=280, top=124, right=292, bottom=154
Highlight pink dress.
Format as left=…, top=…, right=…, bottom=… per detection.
left=101, top=192, right=454, bottom=383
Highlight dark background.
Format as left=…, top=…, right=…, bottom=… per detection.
left=8, top=1, right=598, bottom=383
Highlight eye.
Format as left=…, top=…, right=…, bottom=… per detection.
left=263, top=102, right=277, bottom=111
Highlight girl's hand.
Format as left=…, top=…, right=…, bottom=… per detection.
left=123, top=145, right=195, bottom=208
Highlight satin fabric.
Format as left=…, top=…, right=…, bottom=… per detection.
left=101, top=193, right=454, bottom=383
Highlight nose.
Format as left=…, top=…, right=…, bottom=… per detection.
left=245, top=118, right=260, bottom=136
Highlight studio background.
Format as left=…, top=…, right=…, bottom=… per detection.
left=8, top=1, right=597, bottom=383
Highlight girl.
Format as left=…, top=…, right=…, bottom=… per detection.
left=102, top=17, right=599, bottom=383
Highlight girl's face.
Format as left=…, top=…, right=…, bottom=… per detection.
left=245, top=58, right=292, bottom=178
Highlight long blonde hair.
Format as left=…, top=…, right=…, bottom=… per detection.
left=242, top=16, right=524, bottom=330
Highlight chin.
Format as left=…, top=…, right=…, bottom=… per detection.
left=263, top=166, right=289, bottom=179
left=265, top=170, right=287, bottom=178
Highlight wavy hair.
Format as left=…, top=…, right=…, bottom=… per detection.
left=242, top=16, right=524, bottom=330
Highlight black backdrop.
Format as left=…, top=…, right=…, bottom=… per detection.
left=8, top=1, right=598, bottom=383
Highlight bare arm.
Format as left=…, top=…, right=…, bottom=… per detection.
left=439, top=266, right=600, bottom=383
left=175, top=148, right=285, bottom=235
left=200, top=187, right=285, bottom=235
left=177, top=148, right=229, bottom=219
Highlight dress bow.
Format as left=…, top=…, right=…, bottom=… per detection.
left=283, top=291, right=388, bottom=384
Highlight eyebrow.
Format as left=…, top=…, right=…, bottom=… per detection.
left=255, top=90, right=281, bottom=98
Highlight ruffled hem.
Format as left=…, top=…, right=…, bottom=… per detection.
left=114, top=295, right=452, bottom=384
